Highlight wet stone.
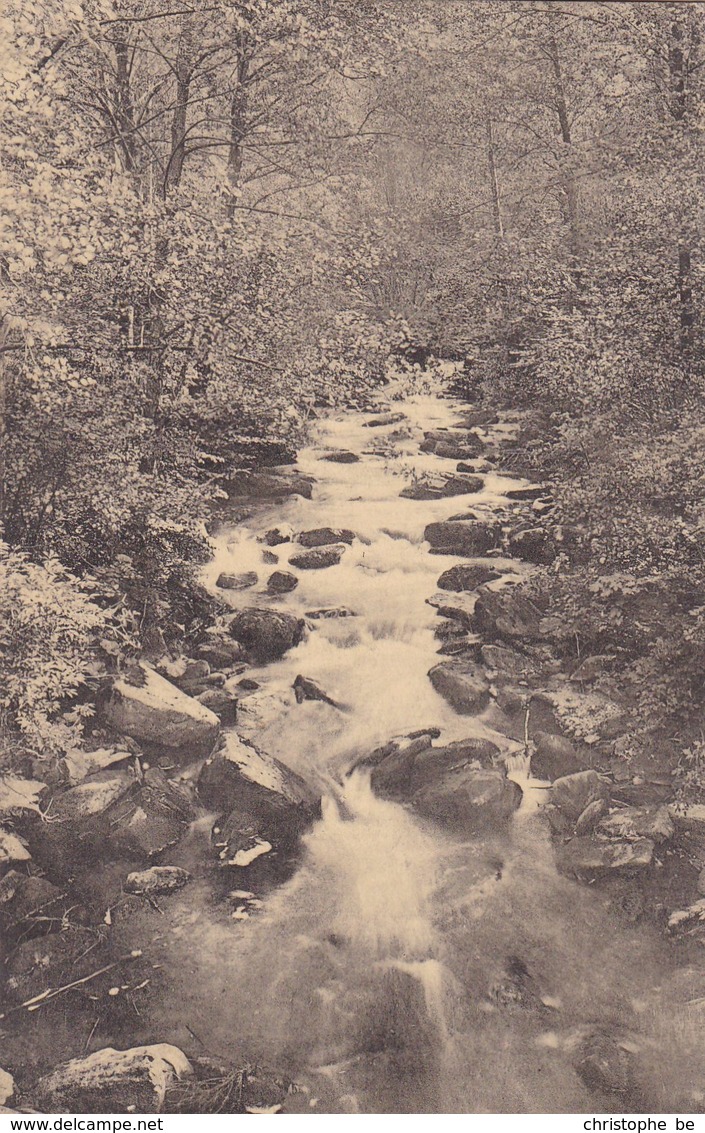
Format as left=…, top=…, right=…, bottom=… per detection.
left=267, top=570, right=299, bottom=593
left=320, top=450, right=360, bottom=463
left=124, top=866, right=191, bottom=896
left=229, top=608, right=305, bottom=663
left=289, top=545, right=346, bottom=570
left=297, top=527, right=355, bottom=547
left=215, top=571, right=258, bottom=591
left=438, top=563, right=502, bottom=592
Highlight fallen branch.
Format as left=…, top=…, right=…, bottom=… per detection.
left=0, top=950, right=143, bottom=1021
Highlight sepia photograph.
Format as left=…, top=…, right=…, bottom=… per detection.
left=1, top=0, right=705, bottom=1117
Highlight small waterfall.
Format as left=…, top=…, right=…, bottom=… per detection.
left=304, top=771, right=439, bottom=960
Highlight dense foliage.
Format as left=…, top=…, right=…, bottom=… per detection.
left=2, top=0, right=704, bottom=785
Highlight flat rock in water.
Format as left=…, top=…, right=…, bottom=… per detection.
left=424, top=520, right=501, bottom=556
left=124, top=866, right=191, bottom=896
left=428, top=660, right=490, bottom=714
left=215, top=571, right=258, bottom=591
left=363, top=412, right=405, bottom=427
left=305, top=606, right=356, bottom=619
left=297, top=527, right=355, bottom=547
left=289, top=544, right=346, bottom=570
left=320, top=450, right=360, bottom=463
left=427, top=591, right=477, bottom=630
left=229, top=608, right=305, bottom=662
left=36, top=1045, right=192, bottom=1113
left=438, top=563, right=502, bottom=592
left=552, top=770, right=610, bottom=821
left=227, top=472, right=314, bottom=501
left=555, top=837, right=654, bottom=878
left=400, top=475, right=484, bottom=500
left=101, top=665, right=220, bottom=752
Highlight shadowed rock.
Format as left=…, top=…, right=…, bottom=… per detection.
left=229, top=608, right=305, bottom=662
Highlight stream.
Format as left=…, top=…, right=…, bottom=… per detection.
left=112, top=394, right=705, bottom=1113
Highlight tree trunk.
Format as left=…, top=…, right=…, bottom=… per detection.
left=227, top=55, right=249, bottom=216
left=546, top=17, right=581, bottom=279
left=113, top=33, right=138, bottom=173
left=485, top=115, right=503, bottom=239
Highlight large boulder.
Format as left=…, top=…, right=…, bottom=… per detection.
left=552, top=770, right=610, bottom=821
left=227, top=472, right=313, bottom=501
left=531, top=732, right=584, bottom=780
left=368, top=738, right=521, bottom=833
left=420, top=431, right=484, bottom=460
left=428, top=660, right=490, bottom=715
left=424, top=520, right=501, bottom=556
left=597, top=805, right=674, bottom=844
left=472, top=587, right=545, bottom=642
left=414, top=767, right=522, bottom=833
left=437, top=563, right=501, bottom=591
left=369, top=736, right=501, bottom=795
left=198, top=735, right=320, bottom=866
left=229, top=608, right=305, bottom=663
left=297, top=527, right=355, bottom=547
left=289, top=545, right=346, bottom=570
left=555, top=837, right=654, bottom=878
left=30, top=767, right=194, bottom=871
left=101, top=666, right=219, bottom=753
left=36, top=1045, right=192, bottom=1113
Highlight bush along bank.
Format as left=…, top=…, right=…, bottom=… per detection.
left=460, top=401, right=705, bottom=945
left=0, top=456, right=335, bottom=1114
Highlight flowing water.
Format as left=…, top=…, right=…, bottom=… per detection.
left=124, top=394, right=705, bottom=1113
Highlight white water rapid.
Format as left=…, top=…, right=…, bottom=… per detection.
left=125, top=393, right=705, bottom=1114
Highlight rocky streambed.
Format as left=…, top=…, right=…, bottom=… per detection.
left=3, top=393, right=705, bottom=1114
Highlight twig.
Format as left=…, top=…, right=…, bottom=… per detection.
left=0, top=950, right=143, bottom=1021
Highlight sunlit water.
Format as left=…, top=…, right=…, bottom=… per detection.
left=114, top=395, right=705, bottom=1112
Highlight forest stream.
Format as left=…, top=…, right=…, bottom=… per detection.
left=11, top=393, right=705, bottom=1115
